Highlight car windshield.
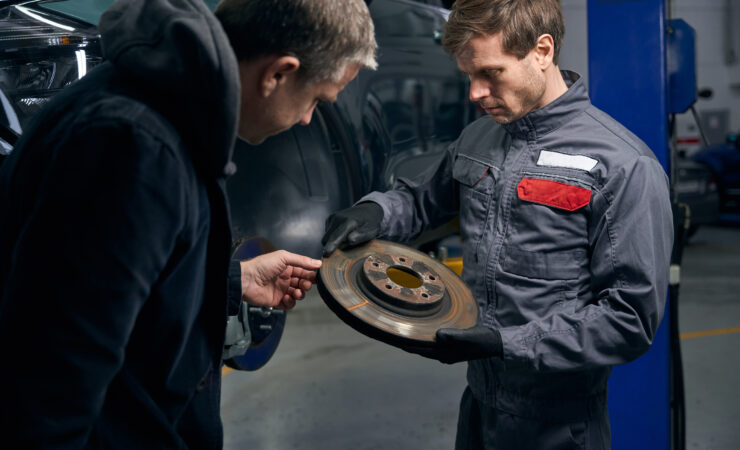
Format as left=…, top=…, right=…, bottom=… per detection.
left=35, top=0, right=221, bottom=26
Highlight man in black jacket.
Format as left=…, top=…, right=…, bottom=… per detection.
left=0, top=0, right=377, bottom=448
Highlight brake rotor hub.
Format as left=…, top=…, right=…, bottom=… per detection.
left=360, top=254, right=445, bottom=316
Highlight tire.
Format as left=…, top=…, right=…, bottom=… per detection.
left=227, top=107, right=354, bottom=259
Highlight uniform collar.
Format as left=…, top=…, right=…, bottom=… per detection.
left=501, top=70, right=590, bottom=141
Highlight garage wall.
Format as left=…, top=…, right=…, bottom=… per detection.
left=671, top=0, right=740, bottom=152
left=559, top=0, right=740, bottom=154
left=559, top=0, right=590, bottom=87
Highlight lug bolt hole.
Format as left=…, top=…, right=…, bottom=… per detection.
left=399, top=257, right=406, bottom=262
left=429, top=276, right=436, bottom=280
left=385, top=284, right=392, bottom=289
left=422, top=293, right=429, bottom=298
left=373, top=262, right=380, bottom=267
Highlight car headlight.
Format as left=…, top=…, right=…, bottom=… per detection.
left=0, top=4, right=103, bottom=153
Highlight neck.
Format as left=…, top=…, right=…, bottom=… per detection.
left=237, top=59, right=266, bottom=143
left=538, top=65, right=568, bottom=108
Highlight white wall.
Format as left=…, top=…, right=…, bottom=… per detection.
left=559, top=0, right=740, bottom=153
left=672, top=0, right=740, bottom=151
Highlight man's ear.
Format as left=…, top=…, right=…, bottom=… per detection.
left=260, top=55, right=301, bottom=97
left=533, top=34, right=555, bottom=69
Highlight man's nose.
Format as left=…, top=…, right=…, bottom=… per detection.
left=469, top=79, right=490, bottom=102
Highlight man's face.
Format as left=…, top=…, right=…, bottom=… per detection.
left=239, top=63, right=361, bottom=145
left=457, top=33, right=546, bottom=124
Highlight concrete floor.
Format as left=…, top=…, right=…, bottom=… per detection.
left=220, top=291, right=466, bottom=450
left=221, top=225, right=740, bottom=449
left=679, top=225, right=740, bottom=449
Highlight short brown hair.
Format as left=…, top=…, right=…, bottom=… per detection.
left=215, top=0, right=377, bottom=82
left=442, top=0, right=565, bottom=64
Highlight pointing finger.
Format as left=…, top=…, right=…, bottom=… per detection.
left=278, top=250, right=322, bottom=271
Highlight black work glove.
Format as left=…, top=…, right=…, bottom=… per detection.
left=405, top=326, right=503, bottom=364
left=322, top=202, right=383, bottom=256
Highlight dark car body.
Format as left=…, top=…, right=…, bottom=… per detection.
left=0, top=0, right=475, bottom=368
left=228, top=0, right=476, bottom=258
left=0, top=0, right=474, bottom=257
left=692, top=136, right=740, bottom=216
left=675, top=158, right=720, bottom=233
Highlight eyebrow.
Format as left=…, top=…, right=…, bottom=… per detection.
left=459, top=64, right=503, bottom=74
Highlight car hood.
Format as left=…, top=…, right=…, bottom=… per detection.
left=99, top=0, right=239, bottom=178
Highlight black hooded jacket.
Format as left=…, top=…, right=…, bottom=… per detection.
left=0, top=0, right=240, bottom=447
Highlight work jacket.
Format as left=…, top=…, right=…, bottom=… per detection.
left=362, top=71, right=673, bottom=421
left=0, top=0, right=240, bottom=447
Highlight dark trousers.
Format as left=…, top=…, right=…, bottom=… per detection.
left=455, top=387, right=611, bottom=450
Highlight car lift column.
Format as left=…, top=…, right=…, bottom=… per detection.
left=587, top=1, right=671, bottom=449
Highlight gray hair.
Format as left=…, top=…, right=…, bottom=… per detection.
left=214, top=0, right=377, bottom=83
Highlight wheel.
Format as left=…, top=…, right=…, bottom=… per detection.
left=227, top=107, right=355, bottom=259
left=223, top=237, right=287, bottom=371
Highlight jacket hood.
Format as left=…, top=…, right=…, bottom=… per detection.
left=99, top=0, right=239, bottom=178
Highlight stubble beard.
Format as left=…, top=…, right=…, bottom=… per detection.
left=489, top=66, right=546, bottom=125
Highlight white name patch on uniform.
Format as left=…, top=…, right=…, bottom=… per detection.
left=537, top=150, right=598, bottom=172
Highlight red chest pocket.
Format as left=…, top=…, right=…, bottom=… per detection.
left=517, top=178, right=592, bottom=211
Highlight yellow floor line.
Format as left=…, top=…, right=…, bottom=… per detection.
left=680, top=326, right=740, bottom=340
left=222, top=367, right=233, bottom=376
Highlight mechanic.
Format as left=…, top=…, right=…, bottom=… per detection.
left=322, top=0, right=673, bottom=448
left=0, top=0, right=376, bottom=447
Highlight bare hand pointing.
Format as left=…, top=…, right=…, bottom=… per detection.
left=239, top=250, right=322, bottom=310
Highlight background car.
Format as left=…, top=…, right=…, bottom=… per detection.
left=0, top=0, right=475, bottom=254
left=675, top=158, right=720, bottom=236
left=0, top=0, right=476, bottom=368
left=231, top=0, right=478, bottom=257
left=692, top=133, right=740, bottom=218
left=0, top=0, right=105, bottom=155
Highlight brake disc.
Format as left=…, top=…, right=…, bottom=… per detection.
left=318, top=240, right=478, bottom=349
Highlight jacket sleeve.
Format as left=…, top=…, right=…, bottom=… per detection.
left=498, top=156, right=674, bottom=371
left=0, top=121, right=186, bottom=446
left=359, top=143, right=461, bottom=242
left=227, top=259, right=242, bottom=315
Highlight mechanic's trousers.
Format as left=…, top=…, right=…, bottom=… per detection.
left=455, top=387, right=611, bottom=450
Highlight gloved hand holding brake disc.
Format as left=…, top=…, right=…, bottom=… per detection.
left=405, top=325, right=503, bottom=364
left=322, top=202, right=384, bottom=256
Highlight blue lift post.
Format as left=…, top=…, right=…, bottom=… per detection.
left=587, top=0, right=672, bottom=449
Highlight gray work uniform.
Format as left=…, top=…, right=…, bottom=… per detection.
left=361, top=71, right=673, bottom=449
